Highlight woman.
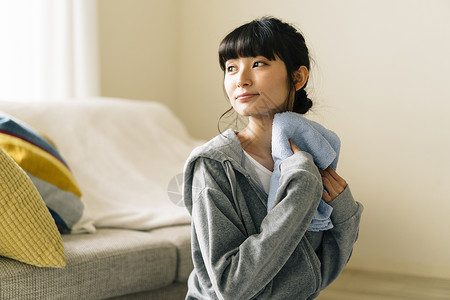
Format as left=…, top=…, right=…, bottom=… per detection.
left=183, top=17, right=363, bottom=299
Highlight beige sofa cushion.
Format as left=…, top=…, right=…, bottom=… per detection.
left=150, top=225, right=193, bottom=282
left=0, top=227, right=191, bottom=299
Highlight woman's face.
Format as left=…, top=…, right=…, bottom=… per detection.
left=224, top=55, right=292, bottom=118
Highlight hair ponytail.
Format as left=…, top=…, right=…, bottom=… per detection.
left=292, top=88, right=312, bottom=114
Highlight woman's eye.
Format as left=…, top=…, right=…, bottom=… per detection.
left=253, top=61, right=266, bottom=67
left=227, top=65, right=236, bottom=72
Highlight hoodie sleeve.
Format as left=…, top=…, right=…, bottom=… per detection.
left=186, top=151, right=325, bottom=299
left=317, top=185, right=363, bottom=290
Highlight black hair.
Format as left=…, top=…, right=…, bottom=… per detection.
left=218, top=17, right=313, bottom=131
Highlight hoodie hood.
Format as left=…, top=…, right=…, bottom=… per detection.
left=182, top=129, right=255, bottom=213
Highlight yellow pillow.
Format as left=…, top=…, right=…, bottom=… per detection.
left=0, top=147, right=66, bottom=268
left=0, top=114, right=84, bottom=233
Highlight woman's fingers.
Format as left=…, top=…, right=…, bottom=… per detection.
left=319, top=166, right=347, bottom=202
left=289, top=139, right=301, bottom=153
left=321, top=175, right=338, bottom=202
left=325, top=166, right=347, bottom=187
left=287, top=141, right=347, bottom=202
left=322, top=185, right=332, bottom=203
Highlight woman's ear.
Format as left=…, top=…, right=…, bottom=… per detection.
left=293, top=66, right=309, bottom=91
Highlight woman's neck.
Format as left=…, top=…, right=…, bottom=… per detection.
left=237, top=116, right=274, bottom=171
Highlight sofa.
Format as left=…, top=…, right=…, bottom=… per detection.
left=0, top=98, right=200, bottom=299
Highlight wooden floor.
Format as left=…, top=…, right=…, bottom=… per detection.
left=317, top=268, right=450, bottom=300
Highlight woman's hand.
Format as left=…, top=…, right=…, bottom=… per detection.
left=290, top=139, right=347, bottom=203
left=319, top=167, right=347, bottom=203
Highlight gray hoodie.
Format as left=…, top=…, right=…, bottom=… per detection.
left=183, top=129, right=363, bottom=300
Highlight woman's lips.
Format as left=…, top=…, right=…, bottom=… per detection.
left=236, top=93, right=259, bottom=101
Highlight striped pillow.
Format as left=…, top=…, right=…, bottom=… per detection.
left=0, top=114, right=84, bottom=233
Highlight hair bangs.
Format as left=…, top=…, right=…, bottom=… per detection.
left=219, top=20, right=279, bottom=71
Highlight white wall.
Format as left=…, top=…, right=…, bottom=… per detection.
left=177, top=0, right=450, bottom=279
left=97, top=0, right=179, bottom=110
left=98, top=0, right=450, bottom=279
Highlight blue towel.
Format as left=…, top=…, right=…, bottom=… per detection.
left=268, top=112, right=340, bottom=231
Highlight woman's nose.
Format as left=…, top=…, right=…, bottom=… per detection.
left=236, top=68, right=252, bottom=87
